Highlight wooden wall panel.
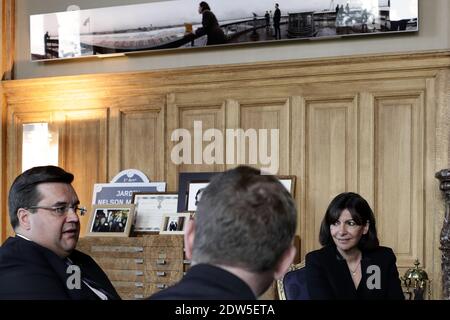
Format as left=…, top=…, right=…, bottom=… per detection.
left=114, top=107, right=165, bottom=182
left=58, top=109, right=108, bottom=235
left=237, top=99, right=290, bottom=174
left=2, top=51, right=449, bottom=298
left=0, top=93, right=4, bottom=241
left=1, top=0, right=15, bottom=80
left=374, top=95, right=424, bottom=268
left=305, top=98, right=358, bottom=252
left=167, top=94, right=226, bottom=190
left=0, top=0, right=15, bottom=241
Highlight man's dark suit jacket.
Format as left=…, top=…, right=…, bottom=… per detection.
left=149, top=264, right=256, bottom=300
left=273, top=8, right=281, bottom=24
left=0, top=236, right=120, bottom=300
left=305, top=245, right=405, bottom=300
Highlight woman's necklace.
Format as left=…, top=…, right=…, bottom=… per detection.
left=350, top=259, right=361, bottom=276
left=346, top=252, right=362, bottom=277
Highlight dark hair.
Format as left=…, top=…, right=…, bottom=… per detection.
left=193, top=165, right=297, bottom=272
left=199, top=1, right=210, bottom=12
left=319, top=192, right=379, bottom=251
left=194, top=188, right=204, bottom=206
left=8, top=166, right=74, bottom=229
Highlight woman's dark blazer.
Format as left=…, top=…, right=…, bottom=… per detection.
left=305, top=245, right=404, bottom=300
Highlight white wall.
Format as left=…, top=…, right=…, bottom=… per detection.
left=14, top=0, right=450, bottom=79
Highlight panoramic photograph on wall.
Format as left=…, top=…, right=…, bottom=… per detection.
left=30, top=0, right=418, bottom=61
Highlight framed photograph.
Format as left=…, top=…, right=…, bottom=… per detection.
left=132, top=192, right=178, bottom=232
left=278, top=175, right=296, bottom=196
left=86, top=204, right=134, bottom=237
left=30, top=0, right=418, bottom=62
left=187, top=182, right=209, bottom=212
left=159, top=212, right=190, bottom=235
left=177, top=172, right=219, bottom=212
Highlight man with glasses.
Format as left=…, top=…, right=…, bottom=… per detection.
left=0, top=165, right=120, bottom=299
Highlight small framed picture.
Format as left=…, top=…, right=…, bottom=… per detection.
left=177, top=172, right=219, bottom=212
left=277, top=175, right=296, bottom=196
left=132, top=192, right=178, bottom=232
left=159, top=213, right=190, bottom=235
left=186, top=181, right=209, bottom=212
left=86, top=204, right=134, bottom=237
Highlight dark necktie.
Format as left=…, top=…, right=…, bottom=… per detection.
left=65, top=258, right=114, bottom=300
left=80, top=275, right=116, bottom=300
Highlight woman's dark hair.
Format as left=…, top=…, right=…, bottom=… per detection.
left=199, top=2, right=210, bottom=12
left=319, top=192, right=379, bottom=250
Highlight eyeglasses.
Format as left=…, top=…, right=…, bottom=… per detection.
left=26, top=204, right=87, bottom=216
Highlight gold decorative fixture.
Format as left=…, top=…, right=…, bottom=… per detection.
left=401, top=259, right=431, bottom=300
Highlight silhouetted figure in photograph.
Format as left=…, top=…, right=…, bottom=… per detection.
left=251, top=12, right=259, bottom=38
left=169, top=220, right=178, bottom=231
left=97, top=217, right=110, bottom=232
left=194, top=188, right=205, bottom=207
left=273, top=3, right=281, bottom=40
left=92, top=212, right=106, bottom=232
left=44, top=31, right=50, bottom=58
left=361, top=9, right=369, bottom=32
left=195, top=1, right=227, bottom=45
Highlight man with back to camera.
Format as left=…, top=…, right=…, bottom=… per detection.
left=150, top=165, right=297, bottom=299
left=0, top=165, right=120, bottom=300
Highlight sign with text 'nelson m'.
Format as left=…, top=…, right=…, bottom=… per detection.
left=92, top=182, right=166, bottom=205
left=30, top=0, right=418, bottom=61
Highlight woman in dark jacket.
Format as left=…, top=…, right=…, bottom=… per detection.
left=305, top=192, right=405, bottom=300
left=195, top=1, right=227, bottom=45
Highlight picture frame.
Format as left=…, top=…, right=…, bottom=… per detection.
left=30, top=0, right=418, bottom=62
left=177, top=172, right=219, bottom=212
left=132, top=192, right=178, bottom=232
left=86, top=204, right=134, bottom=237
left=159, top=212, right=190, bottom=235
left=186, top=181, right=210, bottom=212
left=278, top=175, right=296, bottom=196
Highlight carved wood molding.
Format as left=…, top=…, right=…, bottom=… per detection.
left=0, top=0, right=14, bottom=241
left=2, top=0, right=14, bottom=80
left=436, top=169, right=450, bottom=300
left=1, top=50, right=450, bottom=106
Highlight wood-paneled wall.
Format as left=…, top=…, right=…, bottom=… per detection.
left=1, top=51, right=449, bottom=298
left=0, top=0, right=15, bottom=262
